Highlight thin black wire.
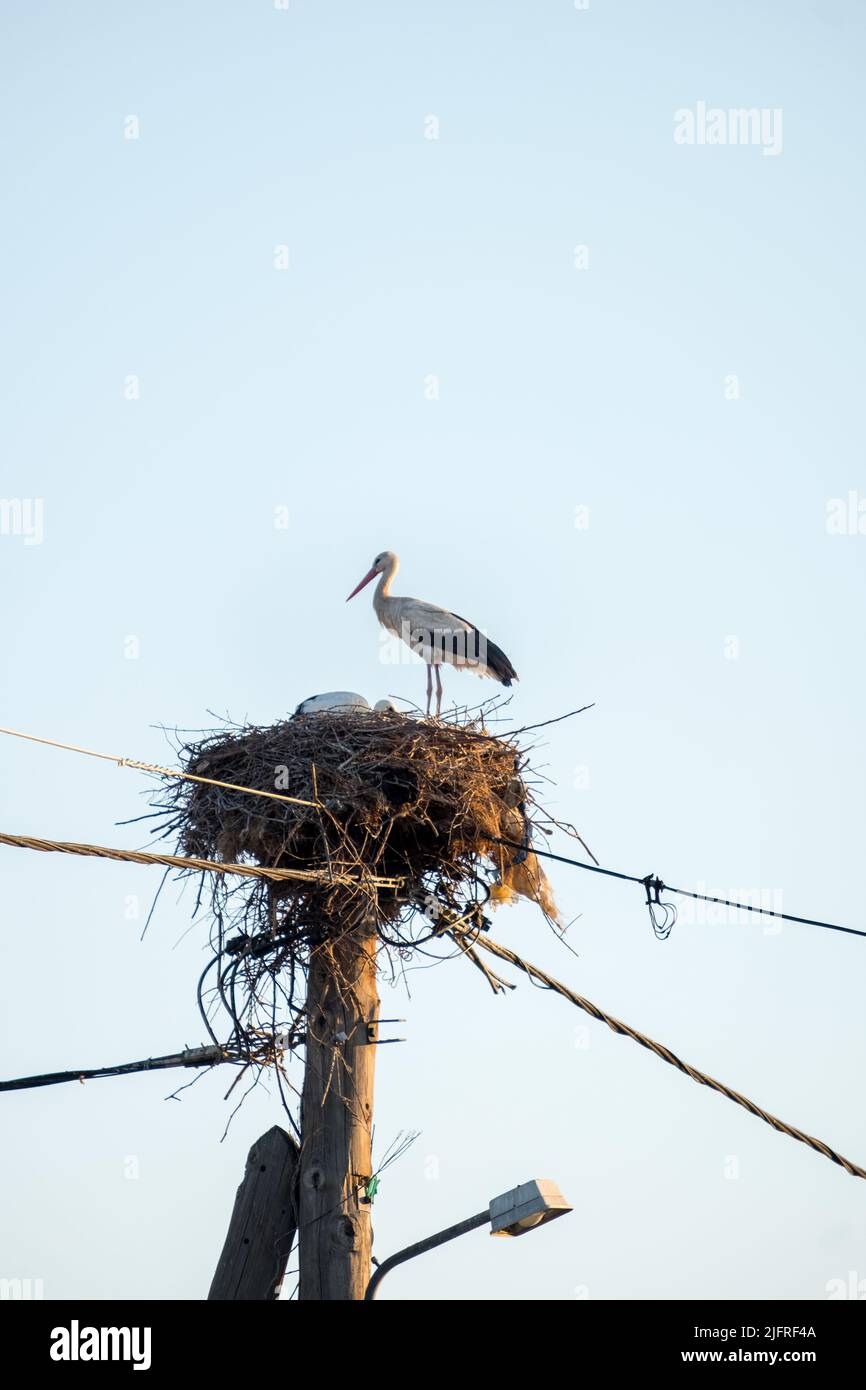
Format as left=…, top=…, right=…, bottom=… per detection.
left=494, top=838, right=866, bottom=941
left=0, top=1046, right=226, bottom=1092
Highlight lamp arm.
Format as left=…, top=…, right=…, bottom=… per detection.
left=364, top=1208, right=491, bottom=1300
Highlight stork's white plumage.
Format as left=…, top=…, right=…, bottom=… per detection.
left=293, top=692, right=401, bottom=716
left=294, top=692, right=369, bottom=716
left=346, top=550, right=518, bottom=716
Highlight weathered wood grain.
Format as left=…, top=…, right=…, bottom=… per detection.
left=298, top=927, right=379, bottom=1300
left=208, top=1125, right=299, bottom=1300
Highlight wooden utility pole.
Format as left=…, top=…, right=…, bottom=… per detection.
left=298, top=924, right=379, bottom=1300
left=209, top=1125, right=299, bottom=1300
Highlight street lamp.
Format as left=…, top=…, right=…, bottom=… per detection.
left=364, top=1178, right=572, bottom=1299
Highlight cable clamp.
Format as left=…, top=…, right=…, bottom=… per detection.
left=642, top=873, right=677, bottom=941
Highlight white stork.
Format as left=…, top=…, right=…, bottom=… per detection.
left=346, top=550, right=518, bottom=716
left=294, top=693, right=399, bottom=716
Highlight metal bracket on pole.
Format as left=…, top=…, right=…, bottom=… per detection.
left=362, top=1018, right=406, bottom=1046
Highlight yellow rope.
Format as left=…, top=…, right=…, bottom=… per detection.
left=467, top=931, right=866, bottom=1183
left=0, top=724, right=319, bottom=809
left=0, top=830, right=403, bottom=890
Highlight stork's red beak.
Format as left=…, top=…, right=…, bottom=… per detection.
left=346, top=566, right=377, bottom=601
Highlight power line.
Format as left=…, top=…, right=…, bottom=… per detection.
left=0, top=829, right=403, bottom=889
left=0, top=723, right=318, bottom=808
left=462, top=928, right=866, bottom=1183
left=3, top=721, right=857, bottom=937
left=6, top=721, right=854, bottom=938
left=0, top=1045, right=226, bottom=1092
left=496, top=838, right=866, bottom=941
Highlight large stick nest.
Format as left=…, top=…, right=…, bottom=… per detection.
left=144, top=705, right=567, bottom=1112
left=158, top=707, right=557, bottom=941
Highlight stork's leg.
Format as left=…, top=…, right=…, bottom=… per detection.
left=425, top=663, right=433, bottom=716
left=435, top=664, right=443, bottom=717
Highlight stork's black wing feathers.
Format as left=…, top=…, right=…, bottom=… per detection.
left=451, top=612, right=518, bottom=686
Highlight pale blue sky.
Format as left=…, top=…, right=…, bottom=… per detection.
left=2, top=0, right=866, bottom=1300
